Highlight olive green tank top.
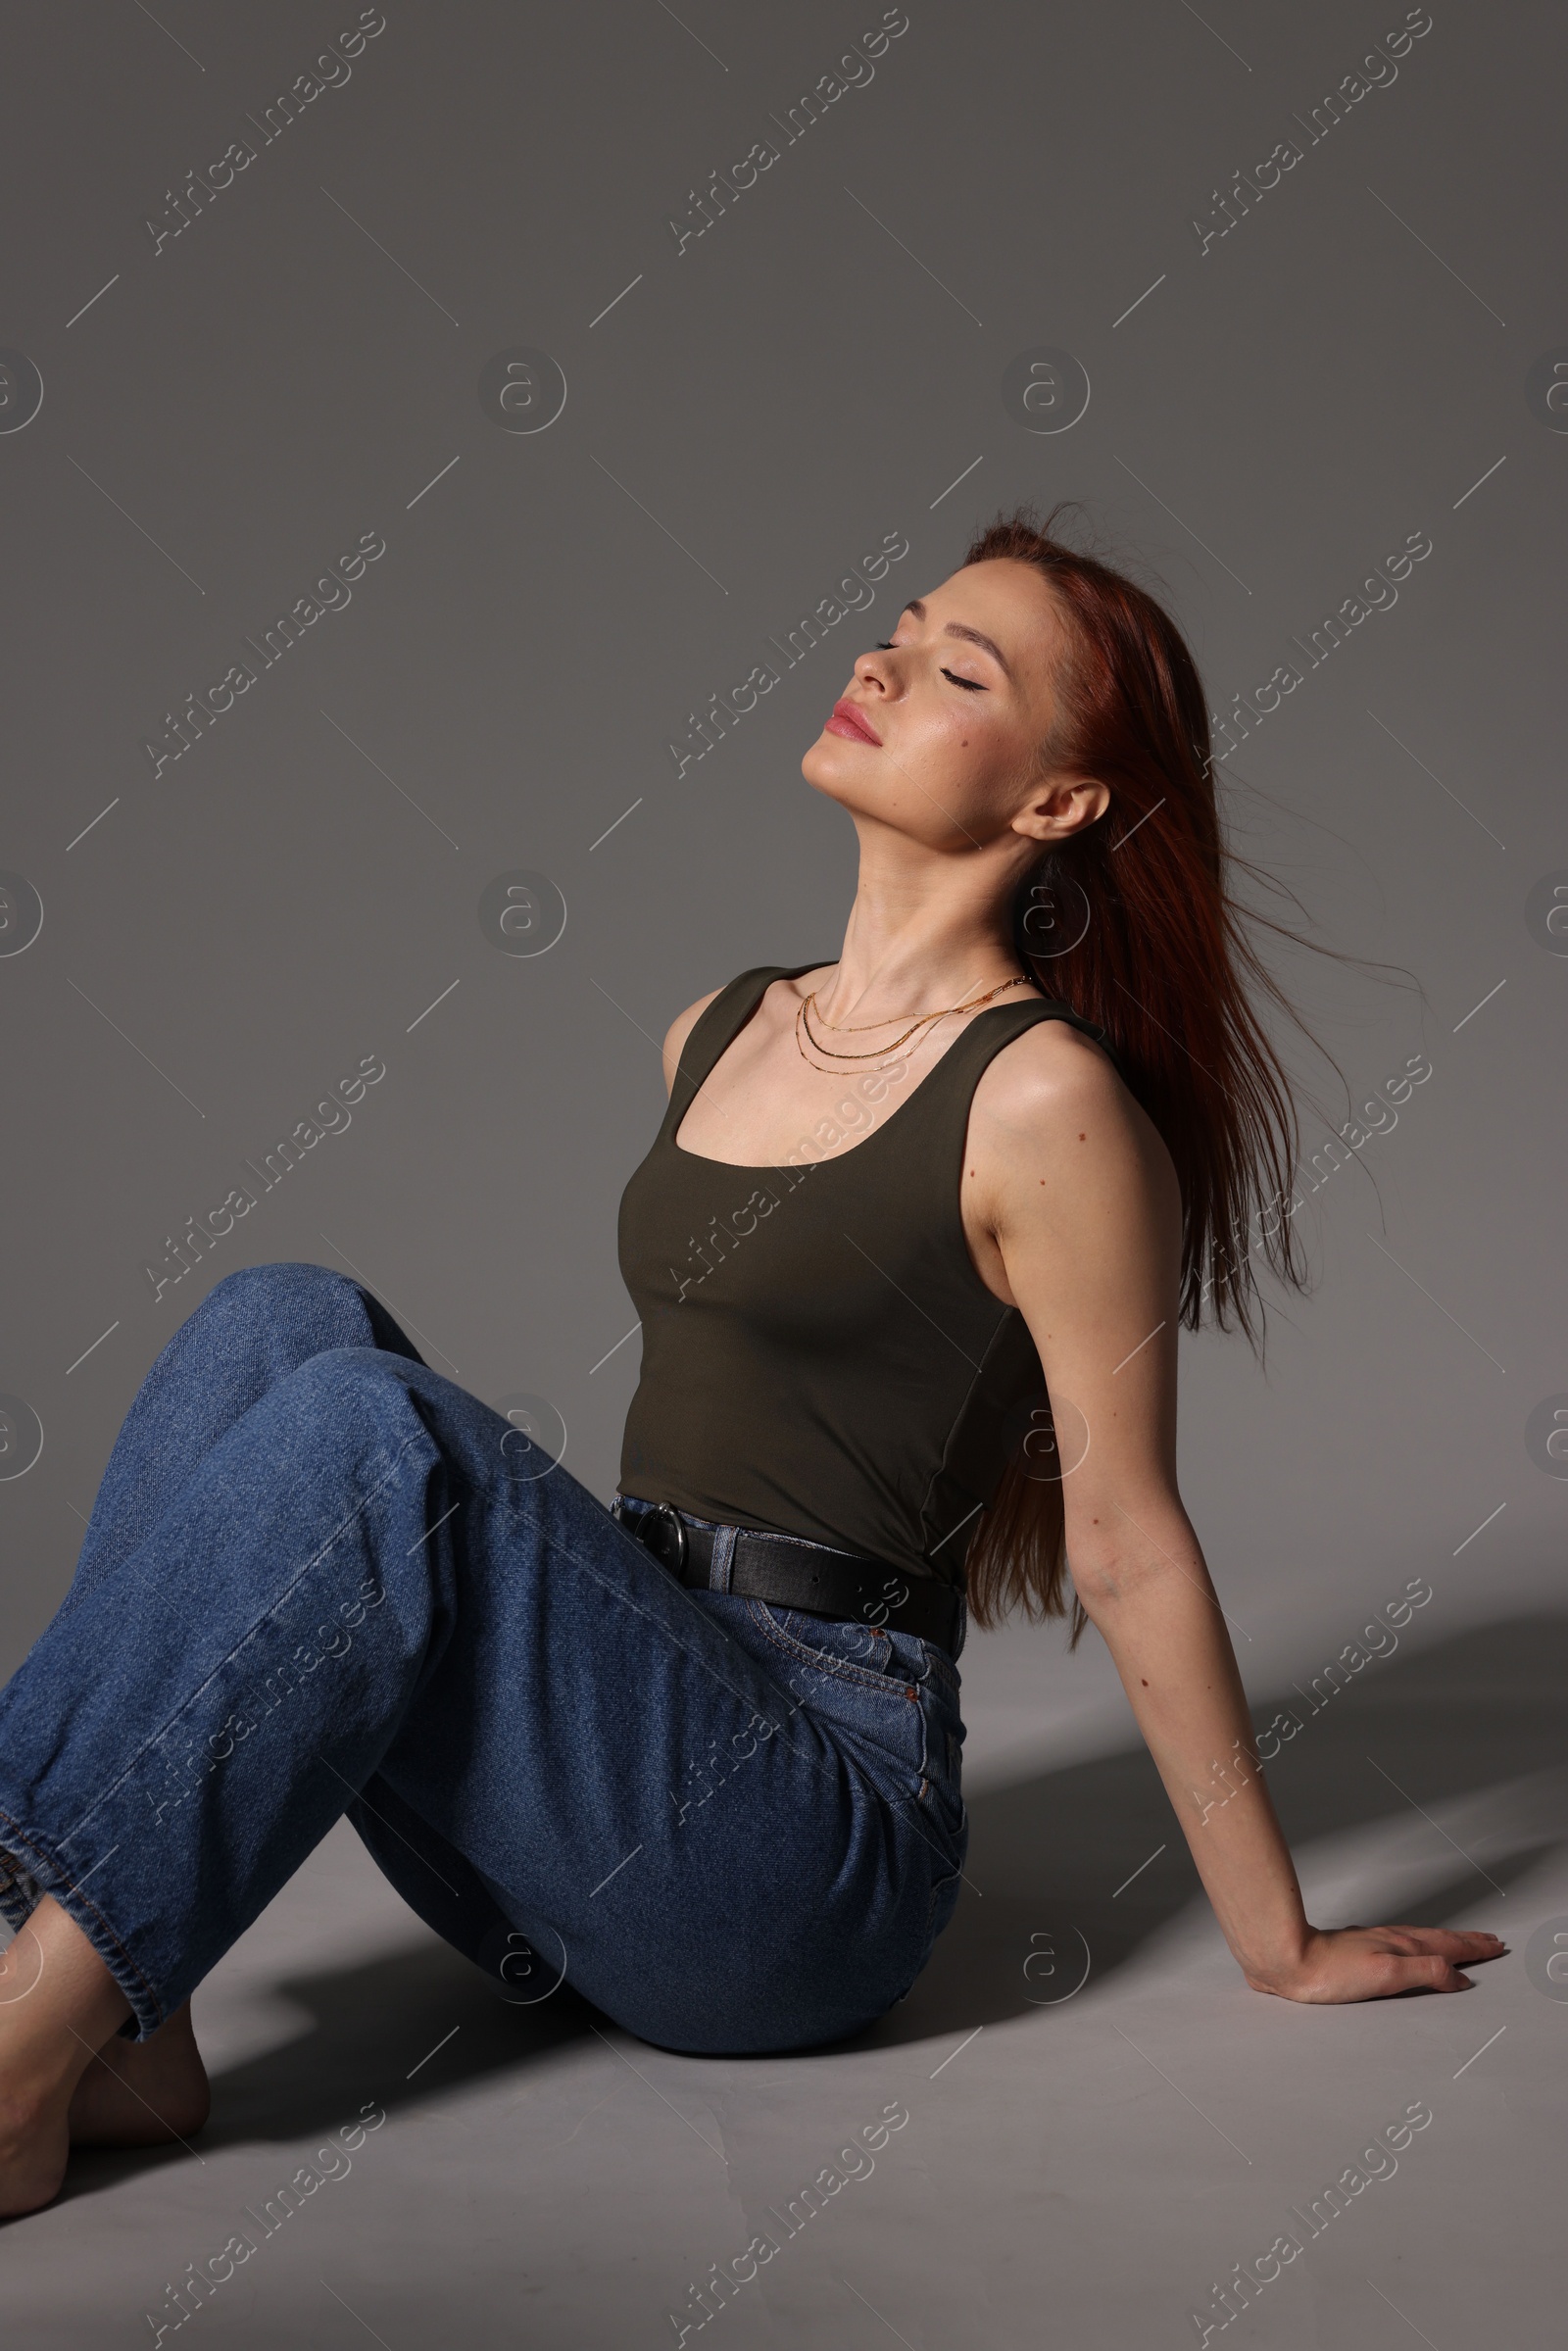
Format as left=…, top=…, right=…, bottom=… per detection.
left=615, top=962, right=1123, bottom=1591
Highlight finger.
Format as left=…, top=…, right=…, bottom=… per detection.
left=1374, top=1953, right=1471, bottom=1996
left=1379, top=1924, right=1505, bottom=1957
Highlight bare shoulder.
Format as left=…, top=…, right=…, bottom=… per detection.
left=660, top=964, right=835, bottom=1098
left=969, top=1013, right=1123, bottom=1133
left=661, top=986, right=727, bottom=1098
left=968, top=1015, right=1180, bottom=1247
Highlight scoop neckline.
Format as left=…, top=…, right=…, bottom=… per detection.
left=667, top=962, right=1055, bottom=1174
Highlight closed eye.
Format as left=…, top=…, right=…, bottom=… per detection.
left=873, top=639, right=986, bottom=691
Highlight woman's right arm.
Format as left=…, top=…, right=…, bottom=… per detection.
left=979, top=1028, right=1504, bottom=2001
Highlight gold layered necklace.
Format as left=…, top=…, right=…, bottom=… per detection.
left=794, top=970, right=1035, bottom=1074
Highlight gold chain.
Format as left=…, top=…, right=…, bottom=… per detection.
left=794, top=972, right=1033, bottom=1068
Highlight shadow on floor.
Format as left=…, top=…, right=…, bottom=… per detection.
left=869, top=1605, right=1566, bottom=2045
left=68, top=1608, right=1568, bottom=2177
left=56, top=1949, right=603, bottom=2205
left=198, top=1940, right=600, bottom=2150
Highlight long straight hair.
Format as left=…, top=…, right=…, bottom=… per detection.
left=960, top=505, right=1322, bottom=1642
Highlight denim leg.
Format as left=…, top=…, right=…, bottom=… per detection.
left=0, top=1264, right=416, bottom=1940
left=62, top=1262, right=423, bottom=1610
left=57, top=1264, right=515, bottom=1971
left=0, top=1340, right=956, bottom=2055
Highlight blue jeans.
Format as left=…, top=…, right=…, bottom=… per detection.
left=0, top=1265, right=967, bottom=2053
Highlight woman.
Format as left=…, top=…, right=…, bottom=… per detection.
left=0, top=507, right=1501, bottom=2217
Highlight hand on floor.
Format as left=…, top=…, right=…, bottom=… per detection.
left=1245, top=1923, right=1507, bottom=2002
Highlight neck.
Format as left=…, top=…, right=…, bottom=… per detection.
left=816, top=820, right=1036, bottom=1021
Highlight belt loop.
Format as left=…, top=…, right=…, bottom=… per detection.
left=708, top=1524, right=737, bottom=1593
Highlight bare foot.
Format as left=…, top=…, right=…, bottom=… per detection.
left=68, top=2003, right=210, bottom=2147
left=0, top=1897, right=137, bottom=2216
left=0, top=2083, right=72, bottom=2219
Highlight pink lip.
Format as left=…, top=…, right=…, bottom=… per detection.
left=826, top=699, right=882, bottom=747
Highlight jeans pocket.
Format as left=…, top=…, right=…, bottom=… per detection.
left=909, top=1650, right=966, bottom=1877
left=925, top=1858, right=962, bottom=1949
left=745, top=1601, right=912, bottom=1695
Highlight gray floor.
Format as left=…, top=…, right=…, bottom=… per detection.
left=9, top=1604, right=1560, bottom=2347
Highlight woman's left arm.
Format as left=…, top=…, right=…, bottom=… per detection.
left=974, top=1025, right=1504, bottom=2001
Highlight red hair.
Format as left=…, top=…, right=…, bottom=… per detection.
left=959, top=504, right=1322, bottom=1640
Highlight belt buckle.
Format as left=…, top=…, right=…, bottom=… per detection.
left=638, top=1501, right=689, bottom=1575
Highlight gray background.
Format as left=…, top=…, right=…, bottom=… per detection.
left=0, top=1, right=1562, bottom=2341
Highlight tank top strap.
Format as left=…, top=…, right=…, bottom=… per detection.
left=662, top=967, right=1123, bottom=1145
left=908, top=989, right=1127, bottom=1129
left=662, top=961, right=828, bottom=1137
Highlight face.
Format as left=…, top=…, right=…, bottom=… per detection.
left=801, top=559, right=1110, bottom=859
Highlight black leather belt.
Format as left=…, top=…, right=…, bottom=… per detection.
left=612, top=1495, right=963, bottom=1658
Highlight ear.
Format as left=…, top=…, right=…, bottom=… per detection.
left=1010, top=771, right=1110, bottom=846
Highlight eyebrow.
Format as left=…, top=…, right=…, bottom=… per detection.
left=899, top=596, right=1014, bottom=681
